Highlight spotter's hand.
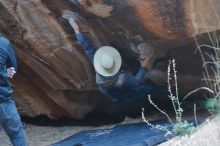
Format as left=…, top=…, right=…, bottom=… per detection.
left=7, top=67, right=16, bottom=78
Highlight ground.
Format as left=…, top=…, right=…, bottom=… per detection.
left=159, top=116, right=220, bottom=146
left=0, top=110, right=209, bottom=146
left=0, top=117, right=144, bottom=146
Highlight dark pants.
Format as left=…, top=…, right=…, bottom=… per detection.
left=0, top=97, right=27, bottom=146
left=116, top=84, right=168, bottom=104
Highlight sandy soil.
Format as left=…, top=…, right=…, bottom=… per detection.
left=159, top=116, right=220, bottom=146
left=1, top=124, right=92, bottom=146
left=0, top=117, right=145, bottom=146
left=0, top=109, right=209, bottom=146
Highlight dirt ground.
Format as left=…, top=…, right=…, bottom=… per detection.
left=0, top=109, right=210, bottom=146
left=1, top=123, right=92, bottom=146
left=159, top=116, right=220, bottom=146
left=0, top=117, right=145, bottom=146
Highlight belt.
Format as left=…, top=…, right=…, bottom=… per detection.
left=0, top=97, right=11, bottom=104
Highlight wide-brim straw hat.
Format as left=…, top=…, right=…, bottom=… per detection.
left=94, top=46, right=122, bottom=77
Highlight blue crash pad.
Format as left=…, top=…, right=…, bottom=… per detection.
left=52, top=119, right=177, bottom=146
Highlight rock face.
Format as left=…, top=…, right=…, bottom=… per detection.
left=0, top=0, right=219, bottom=119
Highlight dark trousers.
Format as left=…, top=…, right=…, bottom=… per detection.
left=0, top=97, right=27, bottom=146
left=116, top=84, right=168, bottom=104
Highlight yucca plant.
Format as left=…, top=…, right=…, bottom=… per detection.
left=195, top=31, right=220, bottom=114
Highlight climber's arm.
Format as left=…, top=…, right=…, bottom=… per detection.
left=76, top=33, right=96, bottom=63
left=69, top=17, right=95, bottom=63
left=120, top=58, right=149, bottom=87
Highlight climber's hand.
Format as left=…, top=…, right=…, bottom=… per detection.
left=69, top=17, right=80, bottom=34
left=139, top=58, right=150, bottom=69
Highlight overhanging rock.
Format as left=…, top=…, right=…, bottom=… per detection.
left=0, top=0, right=219, bottom=119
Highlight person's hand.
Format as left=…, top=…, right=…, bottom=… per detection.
left=7, top=67, right=16, bottom=78
left=139, top=58, right=150, bottom=68
left=69, top=17, right=80, bottom=34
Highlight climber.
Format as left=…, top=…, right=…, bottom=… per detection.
left=0, top=36, right=27, bottom=146
left=65, top=12, right=167, bottom=103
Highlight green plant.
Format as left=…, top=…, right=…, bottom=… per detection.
left=195, top=31, right=220, bottom=114
left=142, top=59, right=195, bottom=136
left=204, top=98, right=220, bottom=114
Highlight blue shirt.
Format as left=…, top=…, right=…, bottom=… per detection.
left=0, top=36, right=17, bottom=99
left=76, top=32, right=148, bottom=102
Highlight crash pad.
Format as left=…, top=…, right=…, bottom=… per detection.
left=52, top=119, right=188, bottom=146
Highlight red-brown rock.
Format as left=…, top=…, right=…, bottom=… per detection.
left=0, top=0, right=219, bottom=119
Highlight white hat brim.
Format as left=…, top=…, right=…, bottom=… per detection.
left=93, top=46, right=122, bottom=77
